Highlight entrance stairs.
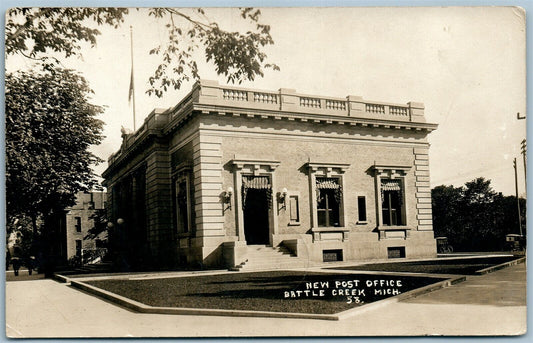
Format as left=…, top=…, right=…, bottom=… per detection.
left=230, top=245, right=309, bottom=271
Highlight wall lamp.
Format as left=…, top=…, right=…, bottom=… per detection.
left=223, top=187, right=233, bottom=210
left=107, top=218, right=125, bottom=229
left=278, top=188, right=288, bottom=209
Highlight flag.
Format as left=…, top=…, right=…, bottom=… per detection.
left=128, top=65, right=134, bottom=103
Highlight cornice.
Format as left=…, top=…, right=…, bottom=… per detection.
left=191, top=103, right=438, bottom=133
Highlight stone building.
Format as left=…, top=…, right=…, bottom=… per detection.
left=64, top=191, right=107, bottom=261
left=102, top=80, right=438, bottom=269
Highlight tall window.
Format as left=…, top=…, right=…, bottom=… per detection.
left=75, top=240, right=82, bottom=257
left=175, top=176, right=191, bottom=233
left=381, top=179, right=405, bottom=226
left=357, top=196, right=367, bottom=222
left=316, top=178, right=342, bottom=227
left=75, top=217, right=82, bottom=232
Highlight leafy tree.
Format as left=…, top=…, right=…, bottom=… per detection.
left=431, top=185, right=464, bottom=246
left=462, top=178, right=497, bottom=250
left=6, top=67, right=104, bottom=271
left=6, top=8, right=128, bottom=60
left=432, top=177, right=526, bottom=252
left=6, top=7, right=279, bottom=97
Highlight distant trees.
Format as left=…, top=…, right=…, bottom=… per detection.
left=432, top=177, right=526, bottom=251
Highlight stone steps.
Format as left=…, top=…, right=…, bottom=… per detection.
left=231, top=245, right=308, bottom=271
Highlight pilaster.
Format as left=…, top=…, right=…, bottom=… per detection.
left=414, top=147, right=433, bottom=230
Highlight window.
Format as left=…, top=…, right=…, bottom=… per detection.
left=305, top=162, right=349, bottom=229
left=357, top=196, right=367, bottom=222
left=316, top=178, right=341, bottom=227
left=75, top=217, right=82, bottom=232
left=381, top=179, right=405, bottom=226
left=75, top=240, right=82, bottom=257
left=387, top=246, right=406, bottom=259
left=288, top=195, right=300, bottom=225
left=175, top=176, right=191, bottom=234
left=372, top=164, right=411, bottom=229
left=323, top=249, right=343, bottom=262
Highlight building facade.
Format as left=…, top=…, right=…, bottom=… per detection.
left=102, top=80, right=438, bottom=269
left=64, top=191, right=107, bottom=261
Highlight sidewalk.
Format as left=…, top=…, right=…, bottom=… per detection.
left=5, top=263, right=527, bottom=338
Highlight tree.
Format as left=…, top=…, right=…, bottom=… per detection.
left=6, top=67, right=104, bottom=271
left=461, top=177, right=497, bottom=250
left=431, top=185, right=464, bottom=246
left=6, top=8, right=128, bottom=59
left=432, top=177, right=526, bottom=252
left=6, top=7, right=279, bottom=97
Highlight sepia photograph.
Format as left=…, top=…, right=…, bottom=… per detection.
left=3, top=2, right=528, bottom=339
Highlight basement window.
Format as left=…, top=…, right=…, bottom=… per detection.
left=323, top=249, right=343, bottom=262
left=387, top=247, right=406, bottom=259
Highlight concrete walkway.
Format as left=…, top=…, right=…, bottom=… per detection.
left=5, top=263, right=527, bottom=338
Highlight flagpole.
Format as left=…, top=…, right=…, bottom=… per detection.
left=129, top=25, right=136, bottom=131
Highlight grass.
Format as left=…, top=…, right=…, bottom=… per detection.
left=86, top=271, right=445, bottom=314
left=327, top=256, right=520, bottom=275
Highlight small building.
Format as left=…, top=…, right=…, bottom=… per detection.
left=64, top=191, right=107, bottom=261
left=102, top=80, right=438, bottom=269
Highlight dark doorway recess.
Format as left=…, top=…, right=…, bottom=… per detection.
left=243, top=189, right=270, bottom=245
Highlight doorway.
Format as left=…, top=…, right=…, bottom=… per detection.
left=243, top=187, right=270, bottom=245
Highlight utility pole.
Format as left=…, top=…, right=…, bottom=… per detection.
left=521, top=139, right=526, bottom=192
left=513, top=158, right=523, bottom=236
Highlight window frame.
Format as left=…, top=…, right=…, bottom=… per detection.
left=372, top=164, right=411, bottom=231
left=316, top=177, right=342, bottom=227
left=305, top=162, right=349, bottom=229
left=357, top=195, right=368, bottom=224
left=75, top=216, right=82, bottom=232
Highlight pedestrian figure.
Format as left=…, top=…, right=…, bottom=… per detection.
left=6, top=250, right=11, bottom=271
left=26, top=256, right=36, bottom=275
left=12, top=257, right=21, bottom=276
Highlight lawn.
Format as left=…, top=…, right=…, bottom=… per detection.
left=327, top=256, right=520, bottom=275
left=86, top=271, right=445, bottom=314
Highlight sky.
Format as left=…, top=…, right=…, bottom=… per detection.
left=5, top=6, right=527, bottom=196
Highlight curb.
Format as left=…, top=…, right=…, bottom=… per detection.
left=70, top=280, right=339, bottom=321
left=52, top=273, right=70, bottom=284
left=70, top=275, right=463, bottom=321
left=336, top=275, right=466, bottom=320
left=475, top=256, right=526, bottom=275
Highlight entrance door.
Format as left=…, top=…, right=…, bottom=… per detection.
left=243, top=188, right=270, bottom=245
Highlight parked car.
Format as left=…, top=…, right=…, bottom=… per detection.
left=436, top=236, right=454, bottom=253
left=505, top=234, right=526, bottom=251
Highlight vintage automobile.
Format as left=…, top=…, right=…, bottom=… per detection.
left=505, top=234, right=526, bottom=251
left=436, top=236, right=454, bottom=253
